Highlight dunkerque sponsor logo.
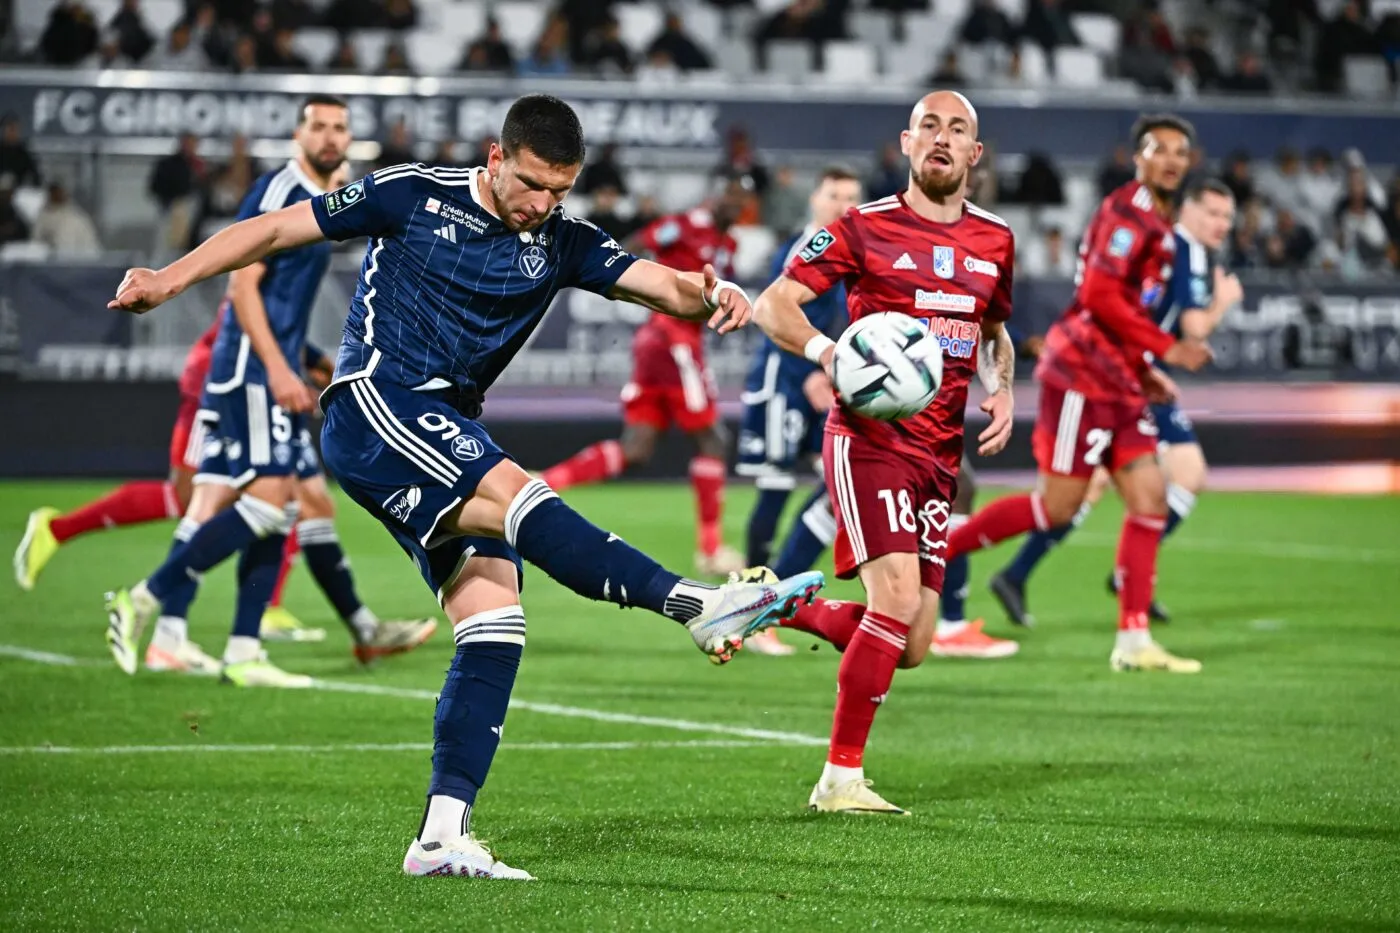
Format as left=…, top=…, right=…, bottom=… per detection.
left=914, top=289, right=977, bottom=312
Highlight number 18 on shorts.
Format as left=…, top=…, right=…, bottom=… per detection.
left=823, top=432, right=953, bottom=593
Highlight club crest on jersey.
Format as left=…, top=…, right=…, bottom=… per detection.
left=518, top=244, right=549, bottom=279
left=915, top=289, right=977, bottom=313
left=926, top=318, right=979, bottom=358
left=933, top=246, right=956, bottom=279
left=324, top=180, right=364, bottom=215
left=1108, top=227, right=1135, bottom=258
left=799, top=229, right=835, bottom=262
left=452, top=436, right=484, bottom=461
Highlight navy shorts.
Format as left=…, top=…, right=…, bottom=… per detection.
left=736, top=386, right=825, bottom=490
left=320, top=376, right=523, bottom=600
left=1150, top=401, right=1198, bottom=447
left=196, top=382, right=320, bottom=488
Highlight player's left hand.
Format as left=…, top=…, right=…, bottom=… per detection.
left=702, top=263, right=752, bottom=335
left=108, top=268, right=176, bottom=314
left=306, top=359, right=335, bottom=390
left=802, top=370, right=835, bottom=412
left=978, top=389, right=1014, bottom=456
left=1141, top=367, right=1180, bottom=404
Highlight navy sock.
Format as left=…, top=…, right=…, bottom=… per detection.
left=232, top=533, right=286, bottom=639
left=145, top=496, right=284, bottom=604
left=1002, top=523, right=1075, bottom=586
left=941, top=553, right=971, bottom=621
left=772, top=488, right=835, bottom=578
left=506, top=480, right=703, bottom=621
left=427, top=632, right=524, bottom=806
left=745, top=487, right=792, bottom=568
left=1163, top=484, right=1195, bottom=542
left=158, top=517, right=202, bottom=620
left=296, top=519, right=364, bottom=628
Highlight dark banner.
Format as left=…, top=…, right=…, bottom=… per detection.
left=3, top=71, right=1400, bottom=161
left=8, top=260, right=1399, bottom=382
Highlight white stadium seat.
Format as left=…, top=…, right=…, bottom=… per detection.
left=1054, top=46, right=1105, bottom=89
left=881, top=42, right=930, bottom=86
left=766, top=39, right=813, bottom=82
left=674, top=3, right=722, bottom=50
left=616, top=4, right=664, bottom=53
left=142, top=0, right=185, bottom=36
left=293, top=28, right=338, bottom=70
left=1017, top=41, right=1050, bottom=85
left=407, top=31, right=460, bottom=75
left=492, top=0, right=547, bottom=56
left=1343, top=56, right=1393, bottom=100
left=716, top=40, right=755, bottom=80
left=353, top=30, right=393, bottom=70
left=436, top=1, right=487, bottom=45
left=850, top=9, right=894, bottom=47
left=822, top=40, right=876, bottom=85
left=1071, top=13, right=1121, bottom=57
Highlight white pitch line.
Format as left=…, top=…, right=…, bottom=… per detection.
left=0, top=644, right=827, bottom=747
left=1071, top=533, right=1399, bottom=564
left=0, top=739, right=775, bottom=756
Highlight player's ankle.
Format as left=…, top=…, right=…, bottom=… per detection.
left=223, top=635, right=262, bottom=665
left=820, top=760, right=864, bottom=790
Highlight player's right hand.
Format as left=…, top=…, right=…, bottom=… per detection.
left=1212, top=266, right=1244, bottom=309
left=270, top=368, right=316, bottom=414
left=108, top=268, right=175, bottom=314
left=1162, top=339, right=1212, bottom=372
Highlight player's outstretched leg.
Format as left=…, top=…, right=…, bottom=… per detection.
left=492, top=477, right=823, bottom=663
left=15, top=481, right=182, bottom=591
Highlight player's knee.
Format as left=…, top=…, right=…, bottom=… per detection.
left=1040, top=494, right=1083, bottom=528
left=695, top=425, right=728, bottom=460
left=456, top=460, right=533, bottom=538
left=296, top=481, right=335, bottom=520
left=863, top=570, right=922, bottom=625
left=621, top=431, right=655, bottom=466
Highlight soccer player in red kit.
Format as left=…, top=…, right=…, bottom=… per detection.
left=543, top=182, right=748, bottom=575
left=753, top=90, right=1018, bottom=814
left=943, top=113, right=1212, bottom=673
left=13, top=316, right=220, bottom=591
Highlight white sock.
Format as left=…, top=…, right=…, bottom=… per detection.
left=662, top=579, right=719, bottom=623
left=131, top=580, right=159, bottom=613
left=152, top=616, right=188, bottom=648
left=936, top=619, right=969, bottom=637
left=1115, top=628, right=1151, bottom=653
left=819, top=761, right=864, bottom=791
left=350, top=606, right=379, bottom=642
left=419, top=794, right=470, bottom=844
left=223, top=635, right=262, bottom=665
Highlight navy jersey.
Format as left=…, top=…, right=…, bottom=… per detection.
left=311, top=163, right=637, bottom=395
left=1156, top=224, right=1214, bottom=339
left=742, top=227, right=848, bottom=398
left=205, top=161, right=333, bottom=395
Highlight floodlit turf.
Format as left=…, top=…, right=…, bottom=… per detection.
left=1, top=480, right=1398, bottom=932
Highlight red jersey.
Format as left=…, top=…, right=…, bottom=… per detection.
left=1036, top=181, right=1177, bottom=402
left=178, top=310, right=224, bottom=400
left=633, top=209, right=736, bottom=343
left=784, top=192, right=1015, bottom=476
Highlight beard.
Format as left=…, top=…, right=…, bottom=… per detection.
left=306, top=150, right=346, bottom=177
left=911, top=161, right=965, bottom=200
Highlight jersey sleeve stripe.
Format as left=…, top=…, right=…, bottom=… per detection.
left=965, top=202, right=1009, bottom=227
left=856, top=195, right=898, bottom=212
left=259, top=168, right=295, bottom=213
left=374, top=163, right=480, bottom=187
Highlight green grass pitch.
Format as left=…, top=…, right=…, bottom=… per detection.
left=1, top=480, right=1397, bottom=932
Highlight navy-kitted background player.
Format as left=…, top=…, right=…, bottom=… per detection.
left=106, top=94, right=824, bottom=880
left=988, top=177, right=1241, bottom=627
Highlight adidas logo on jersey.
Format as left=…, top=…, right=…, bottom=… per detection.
left=893, top=252, right=917, bottom=270
left=433, top=224, right=458, bottom=243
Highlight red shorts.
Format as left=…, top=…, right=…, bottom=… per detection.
left=622, top=330, right=717, bottom=433
left=168, top=395, right=208, bottom=472
left=1032, top=384, right=1160, bottom=478
left=823, top=430, right=952, bottom=593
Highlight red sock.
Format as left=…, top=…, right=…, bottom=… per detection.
left=784, top=598, right=866, bottom=650
left=542, top=440, right=625, bottom=491
left=268, top=533, right=300, bottom=608
left=829, top=610, right=910, bottom=768
left=947, top=493, right=1050, bottom=559
left=49, top=481, right=180, bottom=543
left=689, top=456, right=726, bottom=556
left=1116, top=513, right=1166, bottom=631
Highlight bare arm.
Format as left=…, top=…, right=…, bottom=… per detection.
left=608, top=259, right=751, bottom=334
left=978, top=318, right=1016, bottom=396
left=228, top=262, right=314, bottom=413
left=109, top=200, right=325, bottom=314
left=753, top=276, right=832, bottom=366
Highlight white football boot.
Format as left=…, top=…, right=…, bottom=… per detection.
left=403, top=836, right=535, bottom=880
left=685, top=570, right=823, bottom=664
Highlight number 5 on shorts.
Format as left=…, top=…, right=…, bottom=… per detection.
left=877, top=488, right=918, bottom=533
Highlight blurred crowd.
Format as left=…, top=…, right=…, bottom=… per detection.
left=5, top=0, right=1396, bottom=95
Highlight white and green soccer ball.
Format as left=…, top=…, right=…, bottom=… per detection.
left=830, top=312, right=944, bottom=421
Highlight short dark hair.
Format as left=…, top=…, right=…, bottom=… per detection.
left=500, top=94, right=585, bottom=167
left=1130, top=113, right=1196, bottom=152
left=1184, top=177, right=1234, bottom=203
left=817, top=164, right=860, bottom=187
left=299, top=93, right=348, bottom=124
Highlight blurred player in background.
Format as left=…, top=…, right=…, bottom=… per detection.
left=943, top=114, right=1212, bottom=673
left=736, top=165, right=862, bottom=656
left=542, top=182, right=749, bottom=576
left=754, top=90, right=1018, bottom=814
left=104, top=94, right=824, bottom=878
left=988, top=177, right=1241, bottom=628
left=102, top=95, right=434, bottom=685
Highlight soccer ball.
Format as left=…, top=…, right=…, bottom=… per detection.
left=830, top=312, right=944, bottom=421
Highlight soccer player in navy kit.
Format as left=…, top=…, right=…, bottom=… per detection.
left=106, top=94, right=823, bottom=879
left=986, top=177, right=1240, bottom=629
